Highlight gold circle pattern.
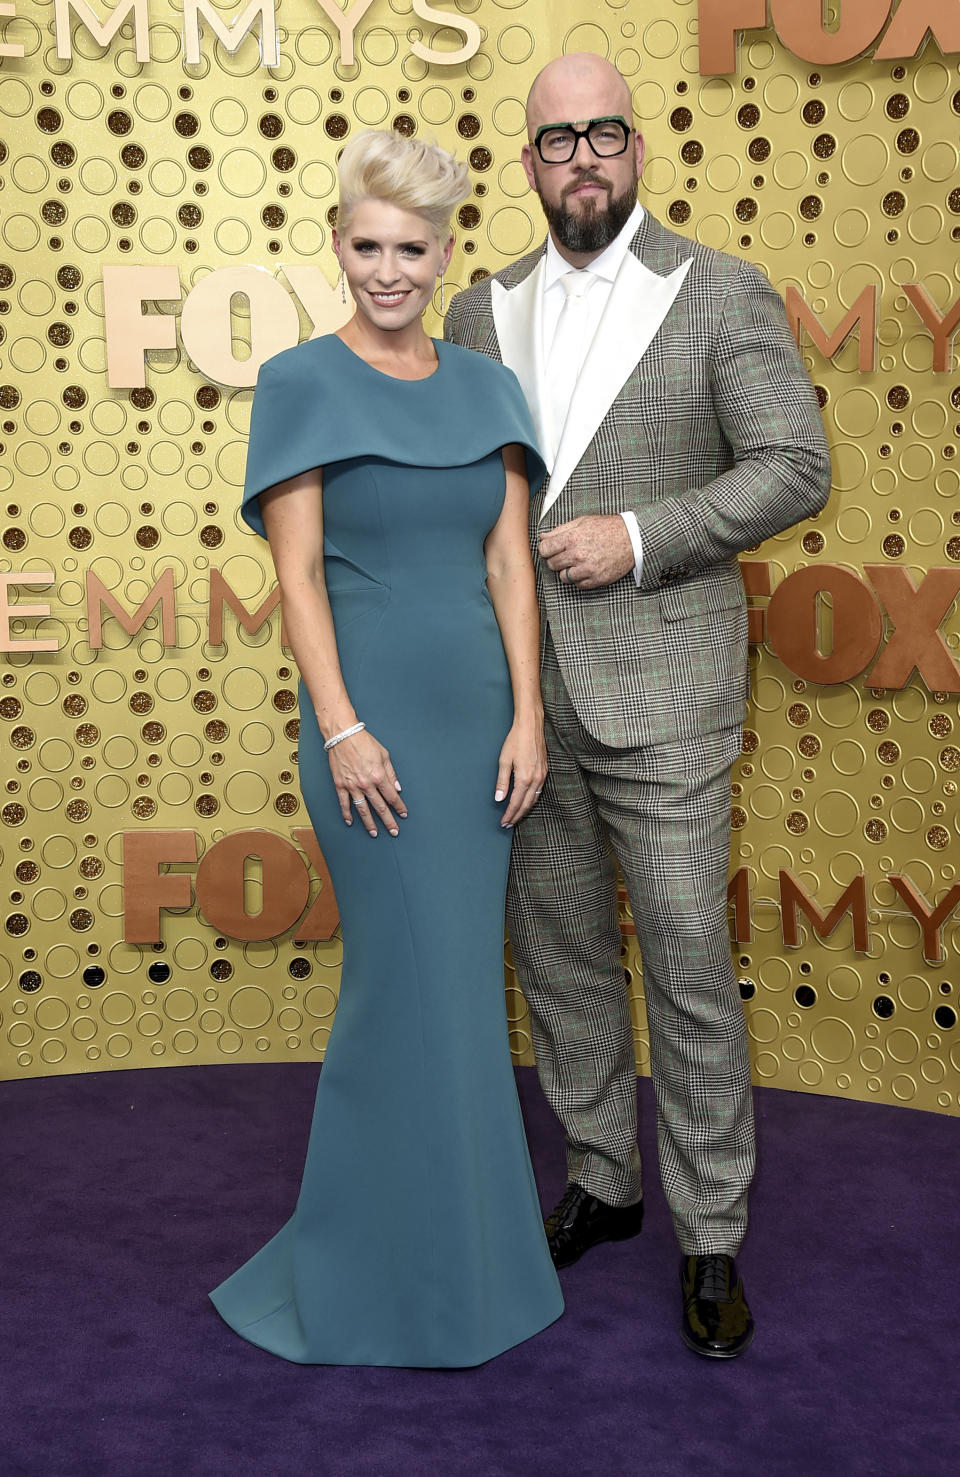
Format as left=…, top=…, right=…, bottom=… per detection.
left=0, top=3, right=957, bottom=1114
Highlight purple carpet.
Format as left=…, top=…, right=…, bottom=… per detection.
left=2, top=1063, right=956, bottom=1476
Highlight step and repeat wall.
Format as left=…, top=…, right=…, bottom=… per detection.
left=1, top=0, right=959, bottom=1113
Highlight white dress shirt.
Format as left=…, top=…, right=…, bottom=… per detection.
left=542, top=200, right=646, bottom=585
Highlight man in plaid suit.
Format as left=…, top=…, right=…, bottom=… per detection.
left=445, top=53, right=831, bottom=1357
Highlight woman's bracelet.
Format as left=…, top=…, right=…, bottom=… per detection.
left=323, top=721, right=366, bottom=751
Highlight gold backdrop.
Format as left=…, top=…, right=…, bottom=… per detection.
left=1, top=0, right=959, bottom=1114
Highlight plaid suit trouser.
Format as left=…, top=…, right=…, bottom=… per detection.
left=507, top=629, right=756, bottom=1255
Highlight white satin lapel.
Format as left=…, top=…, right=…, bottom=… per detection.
left=491, top=256, right=552, bottom=470
left=540, top=252, right=694, bottom=521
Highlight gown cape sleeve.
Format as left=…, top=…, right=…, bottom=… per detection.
left=240, top=336, right=547, bottom=539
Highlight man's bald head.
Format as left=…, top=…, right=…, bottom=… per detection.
left=526, top=53, right=634, bottom=136
left=520, top=52, right=643, bottom=266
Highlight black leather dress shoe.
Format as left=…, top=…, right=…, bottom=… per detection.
left=680, top=1254, right=755, bottom=1358
left=544, top=1184, right=644, bottom=1269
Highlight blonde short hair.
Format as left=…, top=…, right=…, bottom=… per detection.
left=336, top=128, right=471, bottom=240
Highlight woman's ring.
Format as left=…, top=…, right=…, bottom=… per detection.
left=355, top=797, right=366, bottom=807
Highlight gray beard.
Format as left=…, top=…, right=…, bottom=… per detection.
left=538, top=178, right=638, bottom=255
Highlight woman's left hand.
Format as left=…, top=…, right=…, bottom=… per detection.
left=494, top=719, right=548, bottom=827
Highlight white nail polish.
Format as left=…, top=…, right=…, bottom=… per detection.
left=495, top=790, right=504, bottom=801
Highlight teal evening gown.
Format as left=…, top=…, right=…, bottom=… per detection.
left=209, top=335, right=564, bottom=1366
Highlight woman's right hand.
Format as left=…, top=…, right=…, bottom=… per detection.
left=327, top=730, right=407, bottom=837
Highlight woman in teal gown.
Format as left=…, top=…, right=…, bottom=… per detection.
left=209, top=130, right=563, bottom=1365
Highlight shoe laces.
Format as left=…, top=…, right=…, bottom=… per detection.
left=553, top=1183, right=589, bottom=1229
left=695, top=1254, right=734, bottom=1304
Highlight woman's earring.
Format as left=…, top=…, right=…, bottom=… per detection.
left=439, top=272, right=445, bottom=314
left=338, top=265, right=346, bottom=304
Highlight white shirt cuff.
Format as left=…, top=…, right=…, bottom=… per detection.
left=619, top=511, right=643, bottom=587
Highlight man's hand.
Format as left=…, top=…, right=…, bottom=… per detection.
left=538, top=515, right=636, bottom=590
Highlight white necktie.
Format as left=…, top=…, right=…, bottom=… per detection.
left=546, top=269, right=594, bottom=461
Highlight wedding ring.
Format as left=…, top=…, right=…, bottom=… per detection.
left=355, top=797, right=366, bottom=807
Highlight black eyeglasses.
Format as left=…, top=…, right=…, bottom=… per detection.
left=532, top=116, right=633, bottom=164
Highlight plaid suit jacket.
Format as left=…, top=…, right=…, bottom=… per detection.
left=445, top=210, right=832, bottom=748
